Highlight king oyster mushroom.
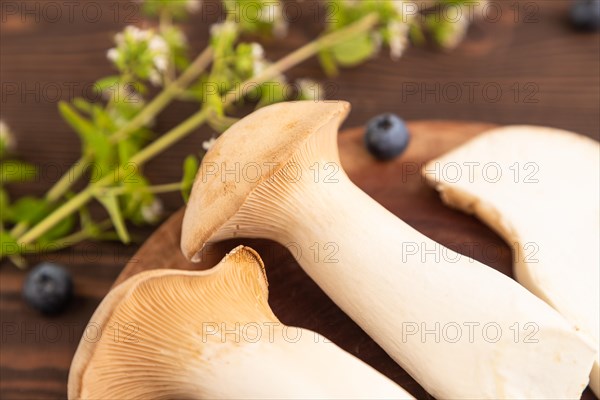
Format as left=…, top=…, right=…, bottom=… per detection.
left=68, top=246, right=412, bottom=399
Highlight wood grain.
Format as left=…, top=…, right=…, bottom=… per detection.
left=1, top=0, right=598, bottom=398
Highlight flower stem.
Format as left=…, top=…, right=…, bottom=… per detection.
left=20, top=219, right=114, bottom=254
left=99, top=182, right=183, bottom=196
left=16, top=13, right=378, bottom=248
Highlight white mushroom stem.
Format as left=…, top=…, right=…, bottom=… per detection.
left=423, top=125, right=600, bottom=396
left=68, top=246, right=411, bottom=400
left=186, top=102, right=596, bottom=399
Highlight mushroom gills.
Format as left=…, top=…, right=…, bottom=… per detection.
left=68, top=246, right=412, bottom=400
left=182, top=101, right=597, bottom=399
left=423, top=125, right=600, bottom=396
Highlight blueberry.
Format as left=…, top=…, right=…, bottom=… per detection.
left=23, top=263, right=73, bottom=314
left=570, top=0, right=600, bottom=31
left=364, top=113, right=410, bottom=161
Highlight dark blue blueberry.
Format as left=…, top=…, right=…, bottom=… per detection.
left=23, top=263, right=73, bottom=314
left=364, top=113, right=410, bottom=161
left=570, top=0, right=600, bottom=31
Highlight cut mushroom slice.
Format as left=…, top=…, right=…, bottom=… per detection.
left=422, top=125, right=600, bottom=396
left=68, top=246, right=412, bottom=400
left=181, top=101, right=596, bottom=399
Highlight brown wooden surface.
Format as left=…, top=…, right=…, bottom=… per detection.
left=1, top=0, right=599, bottom=399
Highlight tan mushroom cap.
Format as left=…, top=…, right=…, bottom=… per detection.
left=181, top=100, right=350, bottom=261
left=68, top=246, right=272, bottom=399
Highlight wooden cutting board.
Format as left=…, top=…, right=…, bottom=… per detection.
left=113, top=121, right=595, bottom=399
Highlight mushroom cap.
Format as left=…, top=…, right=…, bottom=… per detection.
left=181, top=100, right=350, bottom=261
left=68, top=246, right=272, bottom=399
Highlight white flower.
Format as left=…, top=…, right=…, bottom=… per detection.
left=147, top=36, right=169, bottom=73
left=106, top=48, right=119, bottom=62
left=251, top=42, right=264, bottom=59
left=297, top=79, right=324, bottom=101
left=250, top=43, right=267, bottom=75
left=148, top=35, right=167, bottom=52
left=388, top=20, right=409, bottom=60
left=202, top=137, right=217, bottom=151
left=149, top=70, right=162, bottom=86
left=126, top=25, right=152, bottom=42
left=141, top=198, right=163, bottom=224
left=210, top=20, right=237, bottom=37
left=109, top=25, right=171, bottom=87
left=153, top=56, right=168, bottom=72
left=0, top=120, right=15, bottom=156
left=185, top=0, right=201, bottom=13
left=114, top=32, right=124, bottom=46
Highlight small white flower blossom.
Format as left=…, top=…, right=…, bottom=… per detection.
left=388, top=20, right=409, bottom=60
left=149, top=70, right=162, bottom=86
left=107, top=25, right=171, bottom=86
left=114, top=32, right=125, bottom=46
left=250, top=43, right=267, bottom=75
left=185, top=0, right=202, bottom=13
left=148, top=36, right=169, bottom=74
left=210, top=20, right=237, bottom=37
left=0, top=120, right=16, bottom=156
left=153, top=54, right=168, bottom=72
left=106, top=48, right=119, bottom=62
left=141, top=198, right=163, bottom=224
left=128, top=25, right=152, bottom=42
left=202, top=137, right=217, bottom=151
left=297, top=79, right=324, bottom=101
left=251, top=42, right=265, bottom=59
left=148, top=35, right=168, bottom=52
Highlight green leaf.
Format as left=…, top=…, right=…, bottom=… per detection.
left=331, top=32, right=375, bottom=67
left=95, top=191, right=130, bottom=244
left=118, top=140, right=138, bottom=164
left=94, top=76, right=121, bottom=93
left=78, top=205, right=102, bottom=238
left=58, top=101, right=96, bottom=141
left=234, top=43, right=255, bottom=79
left=38, top=212, right=76, bottom=244
left=409, top=22, right=426, bottom=46
left=7, top=196, right=51, bottom=225
left=0, top=188, right=10, bottom=222
left=0, top=160, right=37, bottom=183
left=256, top=81, right=287, bottom=108
left=118, top=173, right=153, bottom=225
left=87, top=134, right=113, bottom=179
left=72, top=97, right=95, bottom=115
left=181, top=155, right=198, bottom=203
left=318, top=49, right=339, bottom=77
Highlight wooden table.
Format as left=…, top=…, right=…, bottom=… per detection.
left=1, top=1, right=598, bottom=398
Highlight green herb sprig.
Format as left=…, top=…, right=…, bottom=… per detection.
left=0, top=0, right=476, bottom=267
